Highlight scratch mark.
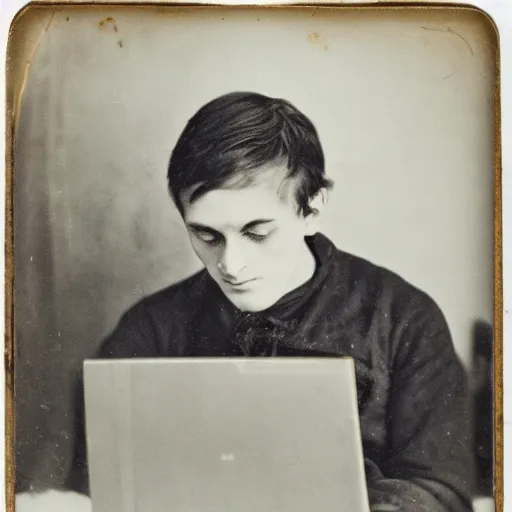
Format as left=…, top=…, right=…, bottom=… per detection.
left=311, top=7, right=319, bottom=17
left=99, top=16, right=118, bottom=33
left=14, top=11, right=56, bottom=129
left=420, top=26, right=474, bottom=55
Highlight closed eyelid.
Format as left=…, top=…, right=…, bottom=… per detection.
left=244, top=228, right=273, bottom=237
left=188, top=222, right=274, bottom=238
left=189, top=227, right=224, bottom=244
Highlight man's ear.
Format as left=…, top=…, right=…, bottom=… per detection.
left=304, top=188, right=328, bottom=235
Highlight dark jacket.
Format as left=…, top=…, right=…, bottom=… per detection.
left=68, top=233, right=474, bottom=511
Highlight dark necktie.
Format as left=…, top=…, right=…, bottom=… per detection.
left=230, top=312, right=297, bottom=357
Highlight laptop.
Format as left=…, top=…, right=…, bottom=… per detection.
left=84, top=358, right=370, bottom=512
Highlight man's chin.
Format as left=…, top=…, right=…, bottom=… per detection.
left=224, top=291, right=278, bottom=313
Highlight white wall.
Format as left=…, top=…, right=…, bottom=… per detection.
left=12, top=5, right=495, bottom=489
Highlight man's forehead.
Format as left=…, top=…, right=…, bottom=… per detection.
left=181, top=165, right=296, bottom=220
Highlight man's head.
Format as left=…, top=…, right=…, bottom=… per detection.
left=168, top=92, right=333, bottom=312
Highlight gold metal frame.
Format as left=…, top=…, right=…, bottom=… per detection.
left=4, top=2, right=502, bottom=511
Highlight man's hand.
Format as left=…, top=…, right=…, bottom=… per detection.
left=368, top=487, right=401, bottom=511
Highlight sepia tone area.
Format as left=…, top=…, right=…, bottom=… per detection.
left=9, top=4, right=496, bottom=508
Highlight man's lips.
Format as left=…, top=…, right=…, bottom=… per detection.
left=222, top=278, right=257, bottom=287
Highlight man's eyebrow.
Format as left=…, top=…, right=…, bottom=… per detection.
left=187, top=223, right=219, bottom=233
left=242, top=219, right=275, bottom=231
left=187, top=220, right=275, bottom=232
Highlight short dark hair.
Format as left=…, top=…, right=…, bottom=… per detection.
left=167, top=91, right=333, bottom=216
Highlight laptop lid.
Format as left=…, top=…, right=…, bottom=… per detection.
left=84, top=358, right=370, bottom=512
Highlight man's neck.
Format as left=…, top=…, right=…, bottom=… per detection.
left=284, top=238, right=317, bottom=297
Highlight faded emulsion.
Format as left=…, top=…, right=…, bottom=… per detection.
left=9, top=5, right=497, bottom=512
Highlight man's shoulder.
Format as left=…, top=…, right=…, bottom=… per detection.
left=121, top=269, right=210, bottom=322
left=141, top=269, right=209, bottom=307
left=332, top=245, right=411, bottom=293
left=329, top=244, right=453, bottom=364
left=95, top=270, right=211, bottom=359
left=331, top=244, right=442, bottom=318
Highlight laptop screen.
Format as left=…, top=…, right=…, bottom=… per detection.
left=84, top=358, right=369, bottom=512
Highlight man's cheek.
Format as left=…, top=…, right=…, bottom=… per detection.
left=265, top=236, right=295, bottom=259
left=256, top=245, right=286, bottom=274
left=191, top=242, right=216, bottom=269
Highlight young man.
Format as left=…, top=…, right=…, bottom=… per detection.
left=68, top=92, right=474, bottom=511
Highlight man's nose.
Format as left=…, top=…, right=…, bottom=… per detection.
left=217, top=241, right=246, bottom=277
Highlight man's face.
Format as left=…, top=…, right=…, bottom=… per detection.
left=182, top=165, right=317, bottom=312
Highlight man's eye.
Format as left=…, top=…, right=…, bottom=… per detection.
left=244, top=231, right=271, bottom=242
left=196, top=232, right=221, bottom=245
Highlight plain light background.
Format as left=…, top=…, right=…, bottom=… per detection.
left=0, top=0, right=510, bottom=510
